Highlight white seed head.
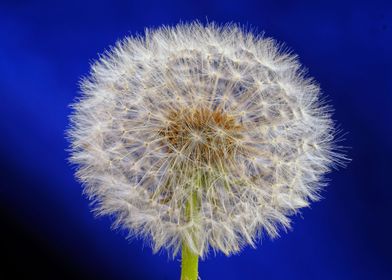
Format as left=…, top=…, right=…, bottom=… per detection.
left=68, top=22, right=344, bottom=258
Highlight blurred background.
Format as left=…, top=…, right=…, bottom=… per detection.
left=1, top=0, right=391, bottom=279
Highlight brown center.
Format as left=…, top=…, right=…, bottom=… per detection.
left=159, top=107, right=243, bottom=166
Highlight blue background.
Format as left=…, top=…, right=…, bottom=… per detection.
left=1, top=1, right=391, bottom=279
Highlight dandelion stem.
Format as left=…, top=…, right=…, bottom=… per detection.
left=181, top=239, right=199, bottom=280
left=181, top=189, right=199, bottom=280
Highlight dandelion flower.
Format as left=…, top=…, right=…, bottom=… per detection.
left=68, top=22, right=344, bottom=280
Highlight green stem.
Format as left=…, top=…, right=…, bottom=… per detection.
left=181, top=240, right=199, bottom=280
left=181, top=190, right=199, bottom=280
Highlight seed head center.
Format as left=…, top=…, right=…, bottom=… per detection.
left=160, top=107, right=243, bottom=165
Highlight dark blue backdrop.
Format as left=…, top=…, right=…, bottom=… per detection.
left=1, top=1, right=391, bottom=279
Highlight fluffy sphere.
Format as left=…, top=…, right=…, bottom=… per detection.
left=68, top=22, right=341, bottom=257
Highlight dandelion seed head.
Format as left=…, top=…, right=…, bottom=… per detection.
left=68, top=22, right=344, bottom=258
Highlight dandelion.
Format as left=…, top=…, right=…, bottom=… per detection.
left=68, top=22, right=345, bottom=280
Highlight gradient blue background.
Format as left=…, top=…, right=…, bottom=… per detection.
left=1, top=1, right=391, bottom=279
